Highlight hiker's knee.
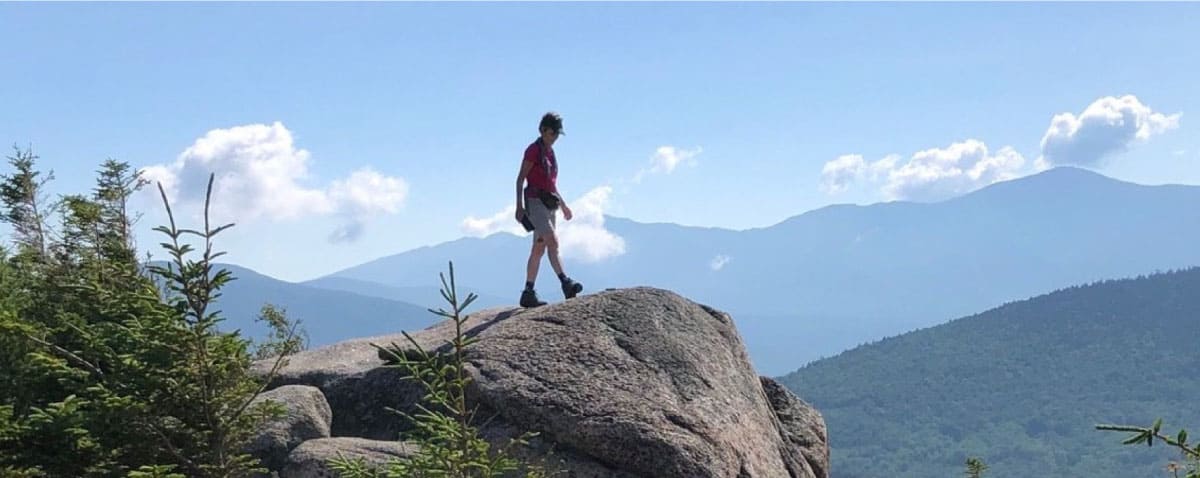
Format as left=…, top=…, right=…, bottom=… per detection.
left=531, top=238, right=547, bottom=256
left=542, top=232, right=559, bottom=251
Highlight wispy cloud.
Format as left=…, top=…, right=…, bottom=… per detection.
left=819, top=155, right=865, bottom=195
left=140, top=122, right=408, bottom=243
left=819, top=154, right=898, bottom=195
left=820, top=140, right=1026, bottom=202
left=633, top=146, right=702, bottom=183
left=461, top=205, right=526, bottom=238
left=1038, top=95, right=1181, bottom=168
left=710, top=254, right=731, bottom=271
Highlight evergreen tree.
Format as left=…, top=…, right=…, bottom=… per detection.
left=0, top=146, right=54, bottom=260
left=0, top=152, right=301, bottom=476
left=964, top=457, right=987, bottom=478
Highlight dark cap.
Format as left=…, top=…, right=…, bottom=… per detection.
left=539, top=112, right=564, bottom=135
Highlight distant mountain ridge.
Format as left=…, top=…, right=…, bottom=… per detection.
left=776, top=266, right=1200, bottom=478
left=301, top=275, right=510, bottom=311
left=201, top=263, right=437, bottom=348
left=314, top=167, right=1200, bottom=374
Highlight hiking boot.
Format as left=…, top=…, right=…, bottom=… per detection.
left=561, top=278, right=583, bottom=300
left=519, top=288, right=546, bottom=308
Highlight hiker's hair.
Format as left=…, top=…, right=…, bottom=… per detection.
left=539, top=112, right=563, bottom=133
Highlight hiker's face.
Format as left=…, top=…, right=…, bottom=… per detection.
left=540, top=127, right=560, bottom=146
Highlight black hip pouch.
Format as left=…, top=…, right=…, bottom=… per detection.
left=538, top=190, right=560, bottom=210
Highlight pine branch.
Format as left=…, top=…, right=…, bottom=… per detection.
left=1097, top=422, right=1200, bottom=459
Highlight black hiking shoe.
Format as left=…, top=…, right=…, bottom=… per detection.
left=561, top=278, right=583, bottom=300
left=519, top=288, right=546, bottom=308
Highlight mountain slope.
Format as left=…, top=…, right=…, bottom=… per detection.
left=207, top=264, right=438, bottom=347
left=301, top=275, right=510, bottom=311
left=738, top=166, right=1200, bottom=319
left=777, top=267, right=1200, bottom=478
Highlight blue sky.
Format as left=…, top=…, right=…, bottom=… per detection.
left=2, top=2, right=1197, bottom=281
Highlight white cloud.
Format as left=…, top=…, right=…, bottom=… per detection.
left=869, top=154, right=900, bottom=179
left=819, top=154, right=866, bottom=195
left=820, top=140, right=1027, bottom=202
left=329, top=168, right=408, bottom=217
left=461, top=205, right=526, bottom=238
left=710, top=254, right=731, bottom=271
left=1173, top=149, right=1187, bottom=157
left=819, top=154, right=900, bottom=195
left=140, top=122, right=407, bottom=243
left=887, top=140, right=1026, bottom=201
left=819, top=95, right=1182, bottom=201
left=633, top=146, right=701, bottom=183
left=461, top=186, right=626, bottom=263
left=327, top=168, right=409, bottom=243
left=558, top=186, right=626, bottom=262
left=1040, top=95, right=1181, bottom=167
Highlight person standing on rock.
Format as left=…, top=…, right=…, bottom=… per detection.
left=515, top=111, right=584, bottom=308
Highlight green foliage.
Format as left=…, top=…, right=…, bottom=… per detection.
left=252, top=303, right=308, bottom=360
left=93, top=158, right=145, bottom=267
left=964, top=457, right=987, bottom=478
left=330, top=262, right=553, bottom=478
left=1097, top=420, right=1200, bottom=478
left=1, top=145, right=54, bottom=258
left=778, top=268, right=1200, bottom=478
left=137, top=174, right=294, bottom=476
left=0, top=149, right=301, bottom=476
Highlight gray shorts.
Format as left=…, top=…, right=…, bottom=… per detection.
left=526, top=199, right=557, bottom=239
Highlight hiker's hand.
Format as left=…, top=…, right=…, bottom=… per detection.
left=562, top=205, right=573, bottom=221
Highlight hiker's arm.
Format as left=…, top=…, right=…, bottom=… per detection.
left=515, top=159, right=533, bottom=214
left=560, top=197, right=573, bottom=221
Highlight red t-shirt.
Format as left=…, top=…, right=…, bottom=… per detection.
left=523, top=138, right=558, bottom=198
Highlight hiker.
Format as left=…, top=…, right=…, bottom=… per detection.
left=515, top=111, right=584, bottom=308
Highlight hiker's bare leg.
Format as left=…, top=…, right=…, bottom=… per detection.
left=544, top=231, right=566, bottom=277
left=526, top=237, right=547, bottom=283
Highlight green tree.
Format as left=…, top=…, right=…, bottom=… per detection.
left=0, top=145, right=54, bottom=259
left=252, top=303, right=309, bottom=361
left=964, top=457, right=987, bottom=478
left=0, top=151, right=301, bottom=476
left=141, top=173, right=300, bottom=476
left=92, top=158, right=145, bottom=268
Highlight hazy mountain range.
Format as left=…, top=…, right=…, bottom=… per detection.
left=207, top=264, right=437, bottom=347
left=311, top=167, right=1200, bottom=374
left=209, top=167, right=1200, bottom=375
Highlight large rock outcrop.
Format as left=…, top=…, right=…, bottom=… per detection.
left=253, top=332, right=425, bottom=440
left=761, top=377, right=829, bottom=478
left=246, top=385, right=333, bottom=471
left=254, top=287, right=828, bottom=478
left=281, top=437, right=419, bottom=477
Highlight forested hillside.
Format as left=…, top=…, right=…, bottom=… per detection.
left=779, top=268, right=1200, bottom=477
